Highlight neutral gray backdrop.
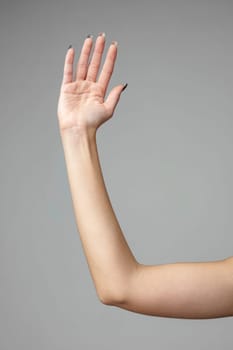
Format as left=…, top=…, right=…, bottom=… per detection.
left=1, top=0, right=233, bottom=349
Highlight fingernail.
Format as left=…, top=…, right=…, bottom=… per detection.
left=67, top=44, right=72, bottom=51
left=86, top=34, right=93, bottom=39
left=111, top=40, right=118, bottom=47
left=122, top=83, right=128, bottom=92
left=98, top=32, right=106, bottom=38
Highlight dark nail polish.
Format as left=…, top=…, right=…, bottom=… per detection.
left=122, top=83, right=128, bottom=92
left=111, top=40, right=118, bottom=47
left=86, top=34, right=93, bottom=38
left=67, top=44, right=72, bottom=51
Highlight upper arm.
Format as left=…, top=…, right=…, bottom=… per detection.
left=118, top=257, right=233, bottom=319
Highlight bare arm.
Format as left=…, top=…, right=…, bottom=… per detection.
left=59, top=127, right=138, bottom=304
left=57, top=33, right=138, bottom=304
left=57, top=33, right=233, bottom=319
left=121, top=257, right=233, bottom=319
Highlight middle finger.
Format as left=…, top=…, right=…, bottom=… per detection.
left=85, top=32, right=106, bottom=82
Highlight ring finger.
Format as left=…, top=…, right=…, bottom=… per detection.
left=76, top=35, right=93, bottom=81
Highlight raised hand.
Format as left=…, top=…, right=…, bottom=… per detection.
left=57, top=33, right=127, bottom=133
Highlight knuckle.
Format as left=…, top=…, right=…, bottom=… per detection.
left=89, top=62, right=99, bottom=71
left=105, top=68, right=113, bottom=76
left=78, top=60, right=86, bottom=67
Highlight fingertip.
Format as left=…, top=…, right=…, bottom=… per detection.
left=111, top=41, right=118, bottom=47
left=65, top=46, right=75, bottom=63
left=121, top=83, right=128, bottom=92
left=66, top=45, right=75, bottom=57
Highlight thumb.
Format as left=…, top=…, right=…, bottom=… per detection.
left=104, top=83, right=128, bottom=117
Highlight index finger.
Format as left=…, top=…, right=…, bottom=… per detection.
left=97, top=41, right=118, bottom=96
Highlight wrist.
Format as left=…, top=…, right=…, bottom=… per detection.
left=60, top=125, right=97, bottom=145
left=59, top=126, right=98, bottom=165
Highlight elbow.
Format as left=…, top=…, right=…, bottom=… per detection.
left=99, top=294, right=114, bottom=305
left=97, top=282, right=129, bottom=306
left=97, top=262, right=140, bottom=306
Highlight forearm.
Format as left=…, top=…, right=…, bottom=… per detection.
left=60, top=126, right=138, bottom=304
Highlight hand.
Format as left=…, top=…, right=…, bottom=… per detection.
left=57, top=33, right=127, bottom=133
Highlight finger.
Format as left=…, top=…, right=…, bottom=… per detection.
left=104, top=84, right=126, bottom=117
left=97, top=41, right=118, bottom=96
left=62, top=46, right=75, bottom=85
left=86, top=32, right=106, bottom=82
left=76, top=35, right=93, bottom=81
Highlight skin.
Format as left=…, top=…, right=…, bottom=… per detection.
left=57, top=32, right=233, bottom=319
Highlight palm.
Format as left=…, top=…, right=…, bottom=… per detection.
left=58, top=80, right=108, bottom=130
left=57, top=34, right=125, bottom=132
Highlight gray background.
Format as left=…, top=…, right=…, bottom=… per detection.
left=1, top=0, right=233, bottom=349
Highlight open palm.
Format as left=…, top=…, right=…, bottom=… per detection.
left=57, top=33, right=127, bottom=133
